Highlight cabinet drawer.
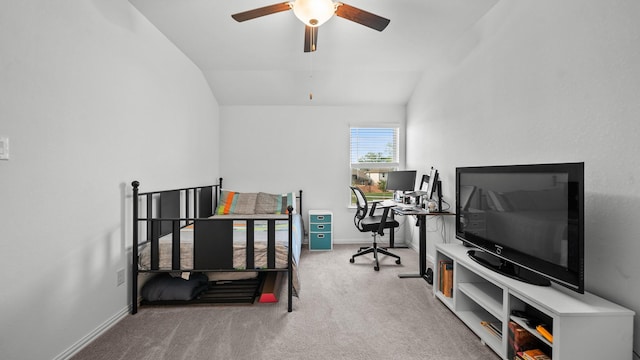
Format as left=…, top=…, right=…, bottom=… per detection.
left=310, top=223, right=332, bottom=232
left=310, top=232, right=332, bottom=250
left=310, top=214, right=332, bottom=223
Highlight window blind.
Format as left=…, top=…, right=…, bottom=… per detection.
left=350, top=127, right=399, bottom=165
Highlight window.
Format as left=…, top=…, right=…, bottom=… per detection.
left=350, top=127, right=399, bottom=204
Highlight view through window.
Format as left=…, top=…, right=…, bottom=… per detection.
left=350, top=127, right=399, bottom=204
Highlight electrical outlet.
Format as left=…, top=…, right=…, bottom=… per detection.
left=117, top=268, right=125, bottom=286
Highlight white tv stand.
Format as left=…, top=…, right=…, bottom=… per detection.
left=435, top=243, right=634, bottom=360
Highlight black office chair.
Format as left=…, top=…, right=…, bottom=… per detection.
left=349, top=186, right=401, bottom=271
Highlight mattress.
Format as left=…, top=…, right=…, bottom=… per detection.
left=138, top=214, right=302, bottom=291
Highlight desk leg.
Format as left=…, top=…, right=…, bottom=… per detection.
left=398, top=214, right=431, bottom=283
left=389, top=223, right=395, bottom=248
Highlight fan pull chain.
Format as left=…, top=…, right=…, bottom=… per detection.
left=309, top=47, right=314, bottom=101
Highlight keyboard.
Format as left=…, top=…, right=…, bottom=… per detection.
left=395, top=203, right=417, bottom=209
left=395, top=206, right=424, bottom=214
left=378, top=200, right=423, bottom=212
left=379, top=200, right=398, bottom=208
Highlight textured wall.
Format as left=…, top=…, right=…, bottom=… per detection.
left=219, top=105, right=406, bottom=244
left=406, top=0, right=640, bottom=354
left=0, top=1, right=219, bottom=359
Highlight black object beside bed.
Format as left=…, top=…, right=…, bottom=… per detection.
left=131, top=178, right=303, bottom=314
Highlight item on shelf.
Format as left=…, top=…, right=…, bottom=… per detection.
left=535, top=325, right=553, bottom=343
left=518, top=348, right=550, bottom=360
left=481, top=321, right=502, bottom=338
left=489, top=322, right=502, bottom=336
left=438, top=260, right=453, bottom=297
left=508, top=321, right=539, bottom=355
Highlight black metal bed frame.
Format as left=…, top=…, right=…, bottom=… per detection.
left=131, top=178, right=302, bottom=314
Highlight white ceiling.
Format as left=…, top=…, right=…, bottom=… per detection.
left=129, top=0, right=498, bottom=106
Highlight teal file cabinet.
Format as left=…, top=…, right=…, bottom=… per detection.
left=309, top=210, right=333, bottom=251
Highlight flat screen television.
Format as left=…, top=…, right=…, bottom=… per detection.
left=455, top=162, right=584, bottom=293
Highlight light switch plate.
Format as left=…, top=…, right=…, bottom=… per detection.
left=0, top=137, right=8, bottom=160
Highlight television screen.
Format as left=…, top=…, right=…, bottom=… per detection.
left=386, top=170, right=417, bottom=192
left=456, top=162, right=584, bottom=293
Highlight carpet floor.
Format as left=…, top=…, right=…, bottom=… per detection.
left=72, top=244, right=500, bottom=360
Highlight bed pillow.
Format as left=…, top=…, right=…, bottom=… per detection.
left=216, top=190, right=238, bottom=214
left=216, top=191, right=257, bottom=215
left=282, top=192, right=297, bottom=214
left=234, top=193, right=258, bottom=214
left=255, top=192, right=297, bottom=214
left=141, top=273, right=209, bottom=302
left=255, top=192, right=280, bottom=214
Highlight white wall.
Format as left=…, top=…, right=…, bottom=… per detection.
left=406, top=0, right=640, bottom=354
left=219, top=105, right=406, bottom=244
left=0, top=1, right=220, bottom=359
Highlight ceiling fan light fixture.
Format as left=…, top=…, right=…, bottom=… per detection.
left=292, top=0, right=336, bottom=27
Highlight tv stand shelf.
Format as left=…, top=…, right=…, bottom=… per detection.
left=435, top=243, right=634, bottom=360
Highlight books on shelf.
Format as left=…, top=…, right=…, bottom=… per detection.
left=438, top=260, right=453, bottom=297
left=517, top=348, right=550, bottom=360
left=508, top=321, right=540, bottom=357
left=509, top=321, right=537, bottom=344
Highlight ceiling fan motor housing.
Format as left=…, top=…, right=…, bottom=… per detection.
left=292, top=0, right=336, bottom=27
left=231, top=1, right=389, bottom=52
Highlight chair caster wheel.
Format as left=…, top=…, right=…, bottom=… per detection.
left=374, top=266, right=379, bottom=271
left=396, top=259, right=401, bottom=264
left=350, top=258, right=355, bottom=263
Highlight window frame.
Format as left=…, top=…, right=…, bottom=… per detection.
left=349, top=126, right=402, bottom=205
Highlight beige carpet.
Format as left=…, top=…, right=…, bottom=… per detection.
left=73, top=245, right=500, bottom=360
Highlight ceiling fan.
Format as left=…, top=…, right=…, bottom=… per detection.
left=231, top=0, right=390, bottom=52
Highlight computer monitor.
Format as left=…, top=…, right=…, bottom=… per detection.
left=386, top=170, right=417, bottom=192
left=423, top=167, right=439, bottom=200
left=419, top=174, right=430, bottom=193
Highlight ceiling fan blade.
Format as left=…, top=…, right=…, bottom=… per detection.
left=304, top=26, right=318, bottom=52
left=231, top=2, right=292, bottom=22
left=335, top=3, right=390, bottom=31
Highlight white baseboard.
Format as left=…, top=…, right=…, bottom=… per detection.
left=332, top=238, right=416, bottom=246
left=330, top=239, right=374, bottom=245
left=54, top=305, right=130, bottom=360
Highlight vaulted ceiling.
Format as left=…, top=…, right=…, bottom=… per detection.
left=130, top=0, right=498, bottom=106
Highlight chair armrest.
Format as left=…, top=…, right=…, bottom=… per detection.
left=376, top=206, right=392, bottom=236
left=369, top=201, right=380, bottom=216
left=370, top=200, right=394, bottom=217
